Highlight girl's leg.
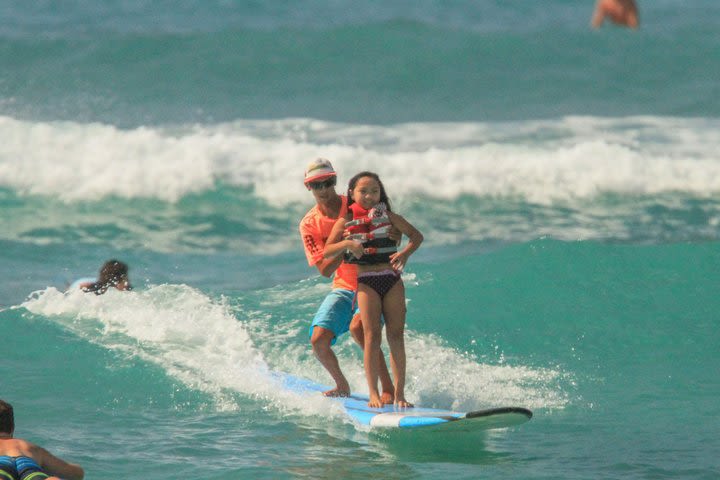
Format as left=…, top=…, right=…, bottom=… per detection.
left=382, top=279, right=413, bottom=407
left=357, top=285, right=384, bottom=407
left=349, top=313, right=395, bottom=404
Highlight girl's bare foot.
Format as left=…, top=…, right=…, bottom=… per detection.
left=395, top=397, right=413, bottom=408
left=367, top=394, right=383, bottom=408
left=380, top=391, right=395, bottom=404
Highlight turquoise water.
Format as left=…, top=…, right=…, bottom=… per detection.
left=2, top=1, right=720, bottom=478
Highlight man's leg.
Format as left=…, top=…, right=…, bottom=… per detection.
left=311, top=326, right=350, bottom=396
left=309, top=289, right=355, bottom=397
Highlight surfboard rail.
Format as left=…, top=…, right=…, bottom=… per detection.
left=275, top=371, right=533, bottom=431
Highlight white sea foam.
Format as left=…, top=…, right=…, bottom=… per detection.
left=236, top=279, right=570, bottom=412
left=403, top=332, right=569, bottom=411
left=20, top=280, right=568, bottom=418
left=2, top=115, right=719, bottom=205
left=19, top=285, right=344, bottom=419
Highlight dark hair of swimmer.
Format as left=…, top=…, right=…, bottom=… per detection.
left=0, top=399, right=14, bottom=435
left=83, top=259, right=132, bottom=295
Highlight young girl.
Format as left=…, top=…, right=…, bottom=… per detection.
left=324, top=171, right=423, bottom=408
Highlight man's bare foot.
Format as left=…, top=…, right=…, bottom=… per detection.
left=395, top=397, right=413, bottom=408
left=380, top=391, right=395, bottom=404
left=323, top=387, right=350, bottom=397
left=367, top=394, right=383, bottom=408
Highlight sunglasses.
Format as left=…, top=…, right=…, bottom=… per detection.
left=307, top=178, right=337, bottom=190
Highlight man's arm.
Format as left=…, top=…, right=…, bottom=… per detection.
left=31, top=444, right=84, bottom=480
left=315, top=254, right=343, bottom=278
left=300, top=219, right=343, bottom=278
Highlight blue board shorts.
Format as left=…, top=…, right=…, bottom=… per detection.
left=309, top=288, right=359, bottom=345
left=0, top=456, right=50, bottom=480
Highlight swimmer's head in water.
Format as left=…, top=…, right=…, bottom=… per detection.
left=0, top=399, right=14, bottom=435
left=97, top=259, right=132, bottom=291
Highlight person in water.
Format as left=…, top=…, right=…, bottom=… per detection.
left=324, top=171, right=423, bottom=408
left=299, top=159, right=396, bottom=401
left=73, top=259, right=132, bottom=295
left=0, top=399, right=84, bottom=480
left=591, top=0, right=639, bottom=29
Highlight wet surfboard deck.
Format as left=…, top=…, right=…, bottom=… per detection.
left=277, top=372, right=532, bottom=431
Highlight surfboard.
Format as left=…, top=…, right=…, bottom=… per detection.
left=67, top=277, right=95, bottom=291
left=276, top=372, right=532, bottom=432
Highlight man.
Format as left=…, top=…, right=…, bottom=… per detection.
left=299, top=158, right=395, bottom=402
left=591, top=0, right=639, bottom=29
left=0, top=399, right=84, bottom=480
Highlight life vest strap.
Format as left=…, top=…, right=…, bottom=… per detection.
left=364, top=246, right=397, bottom=255
left=345, top=215, right=390, bottom=229
left=347, top=225, right=391, bottom=242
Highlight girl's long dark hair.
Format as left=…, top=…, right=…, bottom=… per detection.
left=346, top=171, right=392, bottom=212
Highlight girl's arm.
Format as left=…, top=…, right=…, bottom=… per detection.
left=323, top=215, right=364, bottom=260
left=387, top=211, right=424, bottom=271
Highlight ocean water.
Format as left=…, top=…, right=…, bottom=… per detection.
left=1, top=1, right=719, bottom=478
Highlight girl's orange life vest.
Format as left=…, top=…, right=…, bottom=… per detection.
left=343, top=202, right=398, bottom=265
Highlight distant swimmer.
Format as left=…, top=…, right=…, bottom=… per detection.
left=71, top=259, right=132, bottom=295
left=0, top=399, right=85, bottom=480
left=591, top=0, right=639, bottom=29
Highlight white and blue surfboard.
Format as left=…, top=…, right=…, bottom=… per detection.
left=277, top=372, right=532, bottom=432
left=68, top=277, right=96, bottom=291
